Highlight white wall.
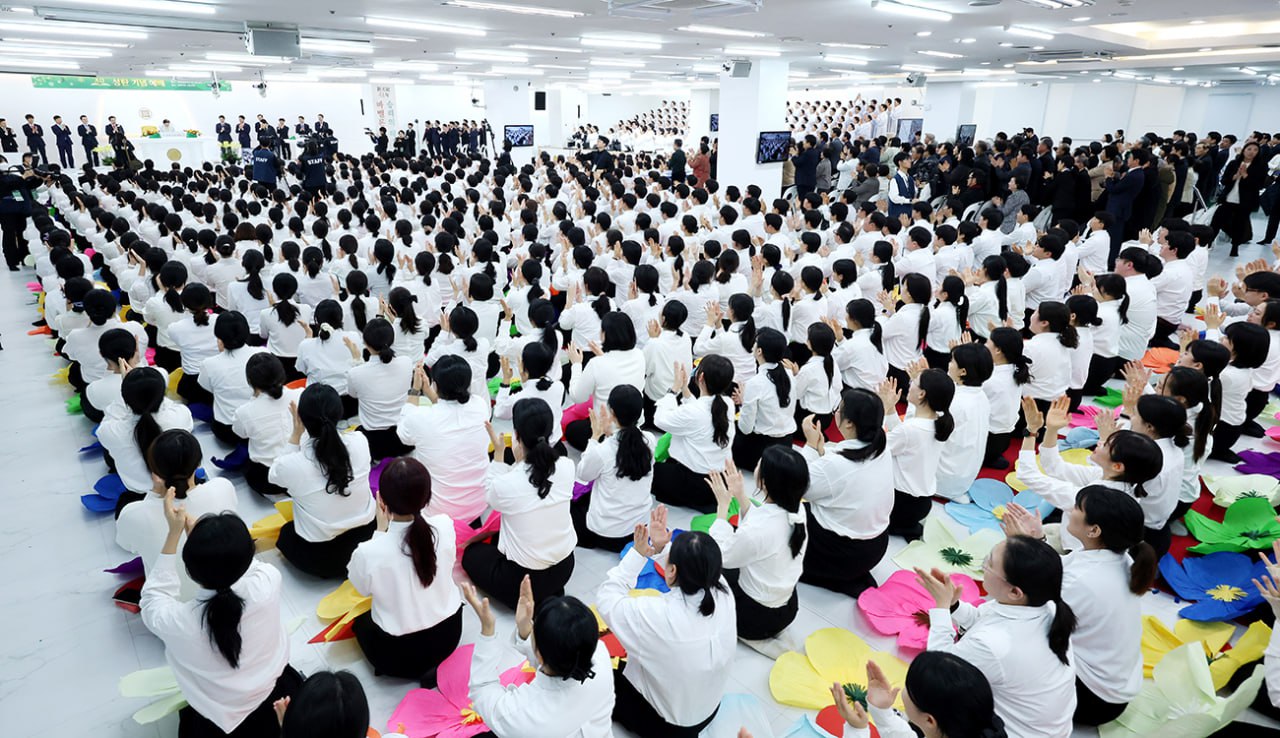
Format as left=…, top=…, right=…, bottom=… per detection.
left=391, top=83, right=485, bottom=128
left=0, top=72, right=376, bottom=155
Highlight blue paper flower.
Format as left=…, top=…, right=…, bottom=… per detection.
left=619, top=542, right=671, bottom=593
left=1158, top=552, right=1270, bottom=621
left=944, top=478, right=1056, bottom=533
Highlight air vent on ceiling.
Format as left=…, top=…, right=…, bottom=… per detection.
left=1016, top=0, right=1094, bottom=8
left=605, top=0, right=762, bottom=18
left=969, top=0, right=1002, bottom=6
left=1027, top=49, right=1114, bottom=62
left=1216, top=79, right=1264, bottom=88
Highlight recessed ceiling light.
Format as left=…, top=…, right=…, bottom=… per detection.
left=919, top=49, right=964, bottom=59
left=872, top=0, right=953, bottom=23
left=916, top=31, right=932, bottom=37
left=1003, top=63, right=1014, bottom=68
left=959, top=37, right=977, bottom=43
left=980, top=61, right=991, bottom=65
left=1190, top=19, right=1205, bottom=25
left=1006, top=26, right=1055, bottom=41
left=676, top=24, right=768, bottom=38
left=1199, top=47, right=1213, bottom=52
left=443, top=1, right=584, bottom=18
left=1172, top=66, right=1184, bottom=71
left=580, top=35, right=661, bottom=50
left=509, top=43, right=582, bottom=53
left=1092, top=78, right=1101, bottom=82
left=1072, top=16, right=1091, bottom=22
left=365, top=17, right=486, bottom=36
left=999, top=42, right=1014, bottom=47
left=1033, top=45, right=1045, bottom=50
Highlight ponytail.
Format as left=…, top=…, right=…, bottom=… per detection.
left=835, top=388, right=888, bottom=463
left=513, top=398, right=559, bottom=498
left=917, top=368, right=955, bottom=442
left=697, top=355, right=735, bottom=448
left=1002, top=535, right=1076, bottom=666
left=379, top=458, right=438, bottom=588
left=203, top=589, right=247, bottom=668
left=608, top=386, right=652, bottom=481
left=182, top=514, right=255, bottom=669
left=758, top=446, right=809, bottom=558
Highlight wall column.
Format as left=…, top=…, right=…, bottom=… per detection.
left=715, top=58, right=789, bottom=196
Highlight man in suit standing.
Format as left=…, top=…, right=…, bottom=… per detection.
left=235, top=115, right=252, bottom=153
left=51, top=116, right=74, bottom=168
left=443, top=123, right=459, bottom=157
left=105, top=116, right=132, bottom=168
left=215, top=115, right=232, bottom=144
left=590, top=136, right=615, bottom=173
left=78, top=115, right=99, bottom=166
left=405, top=122, right=417, bottom=157
left=22, top=114, right=46, bottom=166
left=427, top=121, right=441, bottom=158
left=791, top=134, right=821, bottom=198
left=669, top=138, right=687, bottom=184
left=1103, top=151, right=1146, bottom=267
left=275, top=118, right=291, bottom=159
left=314, top=115, right=331, bottom=136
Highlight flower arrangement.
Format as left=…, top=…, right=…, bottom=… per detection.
left=141, top=125, right=159, bottom=138
left=219, top=141, right=240, bottom=164
left=184, top=129, right=200, bottom=138
left=93, top=144, right=115, bottom=166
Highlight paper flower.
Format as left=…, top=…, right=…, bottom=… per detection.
left=1098, top=642, right=1264, bottom=738
left=892, top=514, right=1003, bottom=580
left=690, top=497, right=753, bottom=532
left=944, top=478, right=1055, bottom=533
left=249, top=500, right=294, bottom=542
left=1233, top=450, right=1280, bottom=479
left=1204, top=474, right=1280, bottom=508
left=1185, top=497, right=1280, bottom=554
left=1157, top=552, right=1269, bottom=621
left=770, top=628, right=909, bottom=712
left=119, top=665, right=187, bottom=724
left=857, top=569, right=983, bottom=652
left=1141, top=347, right=1180, bottom=374
left=311, top=580, right=372, bottom=643
left=81, top=472, right=127, bottom=513
left=1005, top=447, right=1092, bottom=492
left=1140, top=615, right=1270, bottom=691
left=386, top=644, right=535, bottom=738
left=1070, top=404, right=1122, bottom=429
left=619, top=542, right=671, bottom=593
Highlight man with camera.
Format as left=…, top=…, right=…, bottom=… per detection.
left=0, top=154, right=42, bottom=270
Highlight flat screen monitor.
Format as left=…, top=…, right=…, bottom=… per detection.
left=956, top=124, right=977, bottom=147
left=896, top=118, right=923, bottom=143
left=710, top=113, right=719, bottom=132
left=504, top=124, right=534, bottom=147
left=756, top=131, right=792, bottom=164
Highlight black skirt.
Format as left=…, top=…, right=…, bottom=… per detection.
left=243, top=460, right=288, bottom=497
left=732, top=431, right=792, bottom=471
left=887, top=490, right=933, bottom=541
left=461, top=533, right=575, bottom=610
left=800, top=507, right=889, bottom=597
left=724, top=568, right=798, bottom=641
left=352, top=606, right=464, bottom=680
left=612, top=663, right=720, bottom=738
left=570, top=492, right=633, bottom=553
left=358, top=425, right=413, bottom=460
left=276, top=519, right=377, bottom=579
left=651, top=457, right=717, bottom=513
left=177, top=664, right=302, bottom=738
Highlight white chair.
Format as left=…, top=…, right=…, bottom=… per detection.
left=1032, top=206, right=1054, bottom=232
left=961, top=200, right=984, bottom=223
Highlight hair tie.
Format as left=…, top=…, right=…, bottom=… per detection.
left=787, top=509, right=805, bottom=525
left=319, top=322, right=335, bottom=335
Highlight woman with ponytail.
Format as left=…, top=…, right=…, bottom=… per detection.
left=1157, top=366, right=1216, bottom=521
left=1207, top=318, right=1270, bottom=463
left=936, top=343, right=993, bottom=502
left=365, top=239, right=398, bottom=299
left=345, top=317, right=414, bottom=460
left=757, top=269, right=795, bottom=337
left=271, top=383, right=376, bottom=579
left=331, top=234, right=364, bottom=284
left=495, top=297, right=562, bottom=371
left=790, top=321, right=842, bottom=439
left=494, top=342, right=565, bottom=448
left=341, top=270, right=378, bottom=334
left=143, top=260, right=189, bottom=372
left=880, top=273, right=931, bottom=401
left=384, top=286, right=426, bottom=360
left=964, top=254, right=1009, bottom=341
left=118, top=430, right=238, bottom=601
left=982, top=327, right=1030, bottom=469
left=706, top=445, right=808, bottom=644
left=651, top=354, right=736, bottom=513
left=1121, top=393, right=1187, bottom=555
left=831, top=298, right=889, bottom=392
left=1022, top=300, right=1077, bottom=437
left=879, top=366, right=955, bottom=541
left=228, top=249, right=271, bottom=341
left=924, top=274, right=969, bottom=370
left=1081, top=272, right=1130, bottom=395
left=920, top=534, right=1077, bottom=738
left=734, top=328, right=798, bottom=470
left=169, top=283, right=219, bottom=405
left=426, top=304, right=491, bottom=401
left=205, top=238, right=245, bottom=309
left=623, top=264, right=663, bottom=348
left=798, top=388, right=893, bottom=596
left=232, top=353, right=302, bottom=497
left=83, top=329, right=141, bottom=424
left=560, top=265, right=615, bottom=351
left=398, top=354, right=492, bottom=522
left=348, top=454, right=464, bottom=679
left=259, top=273, right=312, bottom=379
left=694, top=292, right=757, bottom=385
left=464, top=398, right=577, bottom=610
left=1065, top=294, right=1103, bottom=411
left=463, top=581, right=614, bottom=736
left=572, top=385, right=656, bottom=552
left=565, top=312, right=646, bottom=449
left=296, top=245, right=338, bottom=307
left=295, top=300, right=362, bottom=419
left=99, top=366, right=194, bottom=510
left=141, top=505, right=301, bottom=737
left=829, top=652, right=1007, bottom=738
left=599, top=523, right=735, bottom=737
left=198, top=312, right=268, bottom=445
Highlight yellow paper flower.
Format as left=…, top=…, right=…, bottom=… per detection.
left=1140, top=615, right=1270, bottom=691
left=769, top=628, right=909, bottom=711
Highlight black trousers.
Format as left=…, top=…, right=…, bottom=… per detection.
left=153, top=346, right=181, bottom=373
left=1144, top=521, right=1173, bottom=560
left=570, top=492, right=633, bottom=553
left=83, top=143, right=99, bottom=166
left=1150, top=317, right=1179, bottom=349
left=1, top=212, right=29, bottom=269
left=176, top=372, right=213, bottom=406
left=651, top=457, right=717, bottom=513
left=177, top=665, right=301, bottom=738
left=732, top=431, right=792, bottom=472
left=81, top=391, right=105, bottom=424
left=56, top=141, right=74, bottom=168
left=210, top=419, right=245, bottom=447
left=1083, top=354, right=1126, bottom=395
left=1072, top=676, right=1128, bottom=727
left=461, top=533, right=575, bottom=610
left=792, top=407, right=833, bottom=442
left=28, top=142, right=47, bottom=166
left=725, top=568, right=798, bottom=640
left=563, top=418, right=592, bottom=452
left=276, top=520, right=376, bottom=579
left=612, top=663, right=719, bottom=738
left=800, top=507, right=888, bottom=597
left=923, top=347, right=951, bottom=371
left=888, top=490, right=932, bottom=541
left=885, top=364, right=910, bottom=402
left=1246, top=388, right=1271, bottom=426
left=352, top=606, right=463, bottom=679
left=244, top=460, right=287, bottom=497
left=1212, top=201, right=1255, bottom=249
left=983, top=431, right=1014, bottom=468
left=358, top=425, right=412, bottom=461
left=1210, top=421, right=1244, bottom=462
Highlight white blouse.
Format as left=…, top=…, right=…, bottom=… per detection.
left=880, top=303, right=924, bottom=370
left=166, top=316, right=219, bottom=375
left=346, top=356, right=414, bottom=431
left=348, top=516, right=461, bottom=636
left=567, top=349, right=646, bottom=407
left=268, top=432, right=376, bottom=542
left=576, top=432, right=656, bottom=538
left=799, top=440, right=894, bottom=540
left=98, top=398, right=194, bottom=492
left=397, top=399, right=493, bottom=522
left=486, top=458, right=577, bottom=569
left=794, top=355, right=842, bottom=414
left=258, top=303, right=312, bottom=358
left=932, top=385, right=990, bottom=501
left=832, top=328, right=888, bottom=391
left=198, top=347, right=269, bottom=424
left=1023, top=332, right=1072, bottom=400
left=1062, top=549, right=1143, bottom=704
left=231, top=388, right=302, bottom=465
left=709, top=502, right=807, bottom=608
left=885, top=413, right=940, bottom=497
left=294, top=333, right=361, bottom=395
left=654, top=394, right=735, bottom=474
left=737, top=363, right=798, bottom=437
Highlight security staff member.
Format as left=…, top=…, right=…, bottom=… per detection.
left=78, top=115, right=99, bottom=166
left=276, top=119, right=291, bottom=159
left=236, top=115, right=252, bottom=150
left=251, top=140, right=281, bottom=188
left=51, top=116, right=74, bottom=168
left=443, top=123, right=459, bottom=157
left=299, top=143, right=329, bottom=195
left=215, top=115, right=232, bottom=143
left=0, top=162, right=40, bottom=270
left=22, top=114, right=46, bottom=166
left=405, top=122, right=417, bottom=157
left=0, top=119, right=17, bottom=153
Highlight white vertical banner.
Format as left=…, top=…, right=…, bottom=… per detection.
left=374, top=85, right=397, bottom=131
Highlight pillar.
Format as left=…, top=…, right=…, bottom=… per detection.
left=715, top=58, right=789, bottom=196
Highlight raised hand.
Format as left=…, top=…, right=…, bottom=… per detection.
left=515, top=575, right=535, bottom=641
left=914, top=566, right=962, bottom=609
left=461, top=582, right=496, bottom=637
left=1001, top=502, right=1044, bottom=539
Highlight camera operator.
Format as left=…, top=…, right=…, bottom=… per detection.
left=0, top=154, right=43, bottom=270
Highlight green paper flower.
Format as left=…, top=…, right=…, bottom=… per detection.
left=892, top=514, right=1003, bottom=580
left=842, top=682, right=868, bottom=710
left=939, top=546, right=973, bottom=567
left=1185, top=497, right=1280, bottom=554
left=1099, top=642, right=1263, bottom=738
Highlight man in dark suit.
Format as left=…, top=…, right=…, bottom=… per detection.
left=235, top=115, right=252, bottom=150
left=294, top=116, right=311, bottom=138
left=590, top=136, right=615, bottom=173
left=314, top=115, right=331, bottom=136
left=22, top=114, right=46, bottom=166
left=78, top=115, right=99, bottom=166
left=1103, top=151, right=1146, bottom=267
left=405, top=122, right=417, bottom=157
left=443, top=123, right=460, bottom=157
left=51, top=115, right=74, bottom=168
left=215, top=115, right=232, bottom=143
left=275, top=118, right=291, bottom=159
left=668, top=138, right=687, bottom=183
left=427, top=121, right=441, bottom=158
left=791, top=134, right=821, bottom=197
left=104, top=116, right=132, bottom=168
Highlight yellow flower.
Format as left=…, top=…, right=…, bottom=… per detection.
left=770, top=628, right=909, bottom=711
left=1206, top=584, right=1247, bottom=602
left=1140, top=615, right=1270, bottom=691
left=460, top=706, right=481, bottom=725
left=991, top=505, right=1007, bottom=521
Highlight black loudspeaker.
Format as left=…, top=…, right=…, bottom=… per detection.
left=534, top=91, right=547, bottom=110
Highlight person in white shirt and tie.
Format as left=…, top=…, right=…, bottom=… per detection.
left=347, top=457, right=463, bottom=680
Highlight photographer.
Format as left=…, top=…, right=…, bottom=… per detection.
left=0, top=156, right=42, bottom=270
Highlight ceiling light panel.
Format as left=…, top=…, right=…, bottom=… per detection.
left=54, top=0, right=217, bottom=14
left=444, top=0, right=583, bottom=17
left=871, top=0, right=953, bottom=23
left=4, top=21, right=148, bottom=39
left=675, top=24, right=767, bottom=38
left=365, top=17, right=486, bottom=36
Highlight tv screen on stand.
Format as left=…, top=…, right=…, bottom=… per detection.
left=756, top=131, right=792, bottom=164
left=504, top=124, right=534, bottom=147
left=956, top=124, right=977, bottom=147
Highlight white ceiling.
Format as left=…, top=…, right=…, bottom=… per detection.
left=1, top=0, right=1279, bottom=90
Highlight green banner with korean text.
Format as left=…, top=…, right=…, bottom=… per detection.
left=30, top=76, right=232, bottom=92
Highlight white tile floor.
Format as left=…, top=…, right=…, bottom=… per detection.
left=4, top=234, right=1280, bottom=737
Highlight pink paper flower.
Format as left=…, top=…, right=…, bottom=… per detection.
left=857, top=569, right=984, bottom=652
left=386, top=644, right=535, bottom=738
left=1069, top=404, right=1121, bottom=429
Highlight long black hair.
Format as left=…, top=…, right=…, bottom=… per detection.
left=298, top=384, right=355, bottom=495
left=608, top=385, right=652, bottom=481
left=1001, top=535, right=1076, bottom=666
left=845, top=298, right=884, bottom=351
left=835, top=388, right=887, bottom=463
left=980, top=254, right=1009, bottom=321
left=696, top=354, right=734, bottom=448
left=1075, top=485, right=1157, bottom=595
left=917, top=368, right=956, bottom=441
left=770, top=270, right=794, bottom=331
left=533, top=597, right=600, bottom=683
left=378, top=457, right=437, bottom=587
left=666, top=530, right=727, bottom=617
left=240, top=249, right=266, bottom=302
left=1035, top=300, right=1079, bottom=348
left=728, top=293, right=756, bottom=352
left=182, top=283, right=212, bottom=327
left=1163, top=366, right=1214, bottom=462
left=448, top=305, right=480, bottom=353
left=280, top=671, right=370, bottom=738
left=758, top=446, right=809, bottom=558
left=362, top=317, right=396, bottom=363
left=513, top=397, right=559, bottom=498
left=388, top=286, right=421, bottom=334
left=528, top=298, right=560, bottom=355
left=145, top=429, right=203, bottom=500
left=245, top=352, right=285, bottom=400
left=183, top=514, right=256, bottom=668
left=122, top=367, right=167, bottom=460
left=272, top=272, right=300, bottom=326
left=755, top=328, right=791, bottom=408
left=901, top=273, right=932, bottom=348
left=345, top=270, right=372, bottom=330
left=1136, top=393, right=1190, bottom=449
left=1101, top=430, right=1163, bottom=498
left=902, top=652, right=1007, bottom=738
left=989, top=326, right=1030, bottom=385
left=159, top=261, right=188, bottom=313
left=808, top=322, right=837, bottom=387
